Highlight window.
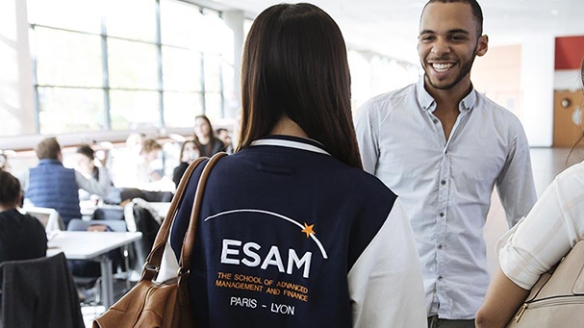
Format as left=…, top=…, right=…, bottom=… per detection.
left=27, top=0, right=231, bottom=135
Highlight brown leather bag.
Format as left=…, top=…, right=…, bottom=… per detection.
left=506, top=239, right=584, bottom=328
left=93, top=153, right=227, bottom=328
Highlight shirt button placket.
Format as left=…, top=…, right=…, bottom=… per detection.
left=436, top=151, right=450, bottom=299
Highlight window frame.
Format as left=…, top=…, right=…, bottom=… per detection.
left=28, top=0, right=225, bottom=134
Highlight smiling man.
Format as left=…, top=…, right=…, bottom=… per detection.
left=354, top=1, right=537, bottom=327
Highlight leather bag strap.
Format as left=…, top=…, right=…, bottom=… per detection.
left=179, top=152, right=227, bottom=272
left=141, top=157, right=207, bottom=281
left=176, top=152, right=227, bottom=304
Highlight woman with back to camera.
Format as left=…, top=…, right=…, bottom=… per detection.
left=476, top=61, right=584, bottom=328
left=193, top=115, right=224, bottom=157
left=157, top=3, right=426, bottom=328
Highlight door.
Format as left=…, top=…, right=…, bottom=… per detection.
left=553, top=90, right=584, bottom=147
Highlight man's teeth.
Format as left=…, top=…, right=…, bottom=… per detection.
left=432, top=63, right=453, bottom=72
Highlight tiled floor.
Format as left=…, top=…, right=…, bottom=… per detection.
left=484, top=147, right=582, bottom=273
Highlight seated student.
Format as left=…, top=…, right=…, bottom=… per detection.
left=138, top=138, right=164, bottom=183
left=75, top=144, right=103, bottom=182
left=216, top=128, right=233, bottom=154
left=193, top=115, right=224, bottom=157
left=172, top=140, right=202, bottom=187
left=476, top=63, right=584, bottom=328
left=75, top=144, right=115, bottom=202
left=19, top=137, right=112, bottom=227
left=0, top=170, right=47, bottom=265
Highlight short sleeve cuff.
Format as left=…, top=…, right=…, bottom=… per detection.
left=498, top=243, right=542, bottom=290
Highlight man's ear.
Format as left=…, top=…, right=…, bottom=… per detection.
left=477, top=34, right=489, bottom=57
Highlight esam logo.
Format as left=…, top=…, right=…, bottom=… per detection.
left=221, top=239, right=313, bottom=279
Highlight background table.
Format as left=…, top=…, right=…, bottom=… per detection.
left=48, top=231, right=142, bottom=308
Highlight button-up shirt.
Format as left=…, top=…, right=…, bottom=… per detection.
left=354, top=78, right=537, bottom=319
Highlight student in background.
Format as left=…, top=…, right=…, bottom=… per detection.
left=172, top=140, right=202, bottom=188
left=354, top=1, right=537, bottom=326
left=216, top=128, right=233, bottom=154
left=75, top=144, right=103, bottom=182
left=0, top=170, right=47, bottom=265
left=20, top=137, right=111, bottom=227
left=159, top=4, right=426, bottom=328
left=75, top=144, right=124, bottom=205
left=193, top=115, right=224, bottom=157
left=137, top=138, right=164, bottom=183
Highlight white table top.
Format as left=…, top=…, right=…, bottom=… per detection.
left=47, top=231, right=142, bottom=260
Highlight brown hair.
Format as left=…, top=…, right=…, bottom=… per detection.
left=194, top=115, right=215, bottom=141
left=237, top=3, right=362, bottom=169
left=35, top=137, right=61, bottom=160
left=76, top=144, right=95, bottom=160
left=140, top=139, right=162, bottom=155
left=0, top=170, right=21, bottom=207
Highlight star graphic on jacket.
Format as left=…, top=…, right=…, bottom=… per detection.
left=301, top=223, right=315, bottom=238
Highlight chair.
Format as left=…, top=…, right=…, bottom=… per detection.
left=122, top=202, right=161, bottom=274
left=67, top=219, right=127, bottom=233
left=0, top=252, right=85, bottom=328
left=91, top=204, right=125, bottom=221
left=22, top=206, right=65, bottom=232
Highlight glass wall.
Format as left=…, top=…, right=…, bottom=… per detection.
left=349, top=49, right=421, bottom=111
left=26, top=0, right=232, bottom=135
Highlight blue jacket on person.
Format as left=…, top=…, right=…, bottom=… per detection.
left=164, top=135, right=427, bottom=328
left=27, top=159, right=81, bottom=226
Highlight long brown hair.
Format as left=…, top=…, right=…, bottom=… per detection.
left=237, top=3, right=362, bottom=169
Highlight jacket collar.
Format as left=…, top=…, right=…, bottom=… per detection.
left=38, top=159, right=63, bottom=166
left=250, top=135, right=331, bottom=156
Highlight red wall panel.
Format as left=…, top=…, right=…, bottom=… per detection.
left=555, top=36, right=584, bottom=70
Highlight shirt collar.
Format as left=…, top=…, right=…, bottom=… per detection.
left=250, top=135, right=331, bottom=156
left=38, top=159, right=62, bottom=165
left=416, top=77, right=478, bottom=113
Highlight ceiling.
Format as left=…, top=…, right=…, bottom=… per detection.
left=201, top=0, right=584, bottom=63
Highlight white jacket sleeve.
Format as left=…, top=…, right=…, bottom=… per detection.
left=348, top=200, right=427, bottom=328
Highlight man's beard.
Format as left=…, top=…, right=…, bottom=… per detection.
left=424, top=44, right=478, bottom=90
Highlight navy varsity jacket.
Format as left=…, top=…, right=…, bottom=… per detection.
left=162, top=136, right=426, bottom=328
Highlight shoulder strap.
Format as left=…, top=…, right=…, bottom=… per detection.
left=176, top=152, right=227, bottom=304
left=140, top=157, right=207, bottom=281
left=178, top=152, right=227, bottom=272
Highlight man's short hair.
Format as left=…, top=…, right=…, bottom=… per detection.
left=35, top=137, right=61, bottom=160
left=425, top=0, right=484, bottom=36
left=216, top=128, right=228, bottom=135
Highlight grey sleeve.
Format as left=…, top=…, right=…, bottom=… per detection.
left=75, top=168, right=111, bottom=197
left=354, top=99, right=380, bottom=175
left=496, top=120, right=538, bottom=228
